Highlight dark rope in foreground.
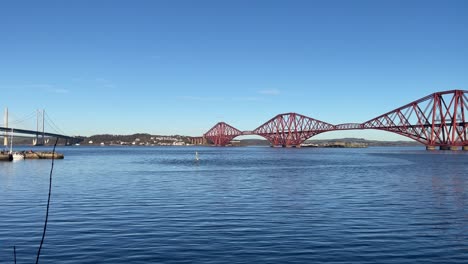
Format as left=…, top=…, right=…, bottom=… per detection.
left=14, top=246, right=16, bottom=264
left=35, top=137, right=59, bottom=264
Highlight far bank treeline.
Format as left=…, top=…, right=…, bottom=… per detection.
left=82, top=133, right=193, bottom=146
left=0, top=133, right=193, bottom=146
left=82, top=135, right=420, bottom=147
left=3, top=133, right=421, bottom=147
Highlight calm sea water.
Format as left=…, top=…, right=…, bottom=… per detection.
left=0, top=146, right=466, bottom=263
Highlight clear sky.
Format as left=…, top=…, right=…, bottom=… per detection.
left=1, top=0, right=467, bottom=140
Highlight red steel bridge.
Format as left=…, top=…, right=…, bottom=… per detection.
left=202, top=90, right=468, bottom=150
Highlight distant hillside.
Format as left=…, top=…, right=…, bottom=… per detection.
left=0, top=135, right=35, bottom=146
left=0, top=135, right=74, bottom=146
left=236, top=138, right=420, bottom=147
left=81, top=134, right=421, bottom=147
left=304, top=138, right=421, bottom=147
left=82, top=133, right=192, bottom=146
left=1, top=134, right=421, bottom=147
left=237, top=139, right=271, bottom=146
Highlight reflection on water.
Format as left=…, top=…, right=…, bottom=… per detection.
left=0, top=146, right=467, bottom=263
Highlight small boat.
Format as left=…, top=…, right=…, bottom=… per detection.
left=8, top=129, right=23, bottom=161
left=195, top=151, right=199, bottom=161
left=12, top=152, right=25, bottom=161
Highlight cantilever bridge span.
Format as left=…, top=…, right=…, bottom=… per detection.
left=202, top=90, right=468, bottom=150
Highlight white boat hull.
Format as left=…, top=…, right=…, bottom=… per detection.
left=12, top=153, right=24, bottom=160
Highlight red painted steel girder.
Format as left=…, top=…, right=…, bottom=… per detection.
left=204, top=122, right=242, bottom=146
left=362, top=90, right=468, bottom=146
left=335, top=123, right=364, bottom=130
left=253, top=112, right=335, bottom=146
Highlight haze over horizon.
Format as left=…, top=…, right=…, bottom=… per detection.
left=1, top=0, right=467, bottom=140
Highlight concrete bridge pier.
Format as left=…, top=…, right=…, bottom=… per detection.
left=281, top=144, right=301, bottom=148
left=190, top=137, right=206, bottom=145
left=427, top=145, right=465, bottom=151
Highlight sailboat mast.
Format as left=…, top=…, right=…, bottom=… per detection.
left=42, top=109, right=45, bottom=145
left=3, top=108, right=8, bottom=147
left=9, top=128, right=13, bottom=153
left=36, top=109, right=39, bottom=144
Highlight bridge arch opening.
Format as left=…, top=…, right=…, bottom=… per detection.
left=310, top=129, right=412, bottom=142
left=228, top=134, right=271, bottom=147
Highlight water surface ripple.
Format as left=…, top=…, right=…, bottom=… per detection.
left=1, top=146, right=467, bottom=263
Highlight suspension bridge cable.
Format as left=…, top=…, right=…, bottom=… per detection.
left=44, top=118, right=67, bottom=135
left=9, top=111, right=36, bottom=122
left=44, top=116, right=66, bottom=135
left=44, top=112, right=67, bottom=135
left=45, top=113, right=66, bottom=135
left=43, top=118, right=59, bottom=133
left=1, top=111, right=36, bottom=126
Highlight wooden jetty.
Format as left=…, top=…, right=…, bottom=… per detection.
left=0, top=151, right=64, bottom=161
left=0, top=152, right=13, bottom=161
left=23, top=151, right=64, bottom=159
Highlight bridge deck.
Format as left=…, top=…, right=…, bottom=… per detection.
left=0, top=126, right=76, bottom=139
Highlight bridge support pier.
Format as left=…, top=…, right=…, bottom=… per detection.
left=190, top=137, right=206, bottom=145
left=427, top=145, right=463, bottom=151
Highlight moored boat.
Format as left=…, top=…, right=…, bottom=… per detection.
left=12, top=152, right=25, bottom=160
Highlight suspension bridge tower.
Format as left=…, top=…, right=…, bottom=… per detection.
left=33, top=109, right=46, bottom=146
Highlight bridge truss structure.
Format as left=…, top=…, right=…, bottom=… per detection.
left=202, top=90, right=468, bottom=150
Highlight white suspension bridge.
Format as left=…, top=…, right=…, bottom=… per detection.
left=0, top=108, right=82, bottom=146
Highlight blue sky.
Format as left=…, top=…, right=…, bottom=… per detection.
left=1, top=0, right=467, bottom=140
